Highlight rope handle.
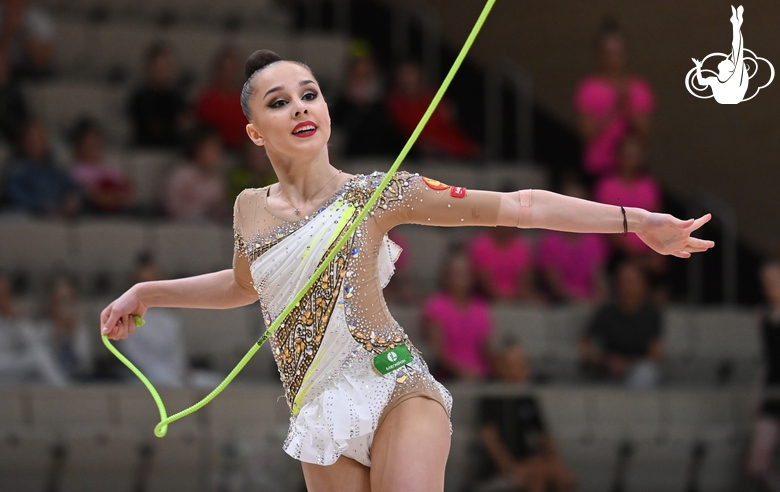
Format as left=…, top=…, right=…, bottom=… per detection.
left=102, top=0, right=497, bottom=438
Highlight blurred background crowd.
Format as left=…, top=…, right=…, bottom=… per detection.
left=0, top=0, right=778, bottom=491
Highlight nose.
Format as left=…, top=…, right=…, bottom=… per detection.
left=293, top=105, right=309, bottom=118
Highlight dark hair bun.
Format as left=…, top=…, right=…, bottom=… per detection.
left=245, top=49, right=283, bottom=79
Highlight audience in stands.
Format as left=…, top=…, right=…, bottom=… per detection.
left=594, top=134, right=668, bottom=297
left=128, top=42, right=189, bottom=148
left=194, top=46, right=246, bottom=149
left=226, top=138, right=277, bottom=205
left=745, top=260, right=780, bottom=490
left=468, top=226, right=537, bottom=303
left=0, top=271, right=67, bottom=385
left=579, top=260, right=663, bottom=387
left=574, top=18, right=655, bottom=178
left=69, top=118, right=134, bottom=214
left=38, top=274, right=93, bottom=382
left=3, top=119, right=81, bottom=216
left=118, top=254, right=196, bottom=387
left=386, top=60, right=478, bottom=159
left=0, top=0, right=56, bottom=82
left=537, top=178, right=609, bottom=304
left=330, top=54, right=404, bottom=157
left=421, top=247, right=494, bottom=381
left=382, top=230, right=417, bottom=304
left=164, top=125, right=229, bottom=222
left=0, top=51, right=27, bottom=142
left=476, top=341, right=577, bottom=492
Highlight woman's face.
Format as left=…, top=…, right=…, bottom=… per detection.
left=444, top=254, right=474, bottom=296
left=598, top=34, right=626, bottom=74
left=245, top=62, right=330, bottom=159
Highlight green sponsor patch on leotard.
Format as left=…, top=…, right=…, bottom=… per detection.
left=373, top=344, right=413, bottom=375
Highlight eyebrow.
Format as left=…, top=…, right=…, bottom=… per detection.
left=264, top=79, right=317, bottom=99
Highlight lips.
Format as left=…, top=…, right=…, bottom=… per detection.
left=292, top=121, right=317, bottom=138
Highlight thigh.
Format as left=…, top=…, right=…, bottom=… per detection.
left=302, top=455, right=371, bottom=492
left=370, top=396, right=451, bottom=492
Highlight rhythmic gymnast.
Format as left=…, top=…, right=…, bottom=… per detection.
left=100, top=49, right=714, bottom=492
left=692, top=5, right=748, bottom=104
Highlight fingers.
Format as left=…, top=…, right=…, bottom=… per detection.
left=687, top=237, right=716, bottom=249
left=672, top=250, right=691, bottom=259
left=102, top=306, right=121, bottom=336
left=687, top=213, right=712, bottom=232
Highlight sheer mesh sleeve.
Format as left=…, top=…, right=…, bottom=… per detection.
left=372, top=171, right=503, bottom=233
left=232, top=190, right=259, bottom=297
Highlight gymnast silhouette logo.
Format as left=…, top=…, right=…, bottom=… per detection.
left=387, top=351, right=398, bottom=363
left=685, top=5, right=774, bottom=104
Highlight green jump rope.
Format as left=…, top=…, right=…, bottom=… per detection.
left=102, top=0, right=497, bottom=438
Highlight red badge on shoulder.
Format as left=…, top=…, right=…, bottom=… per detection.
left=422, top=176, right=450, bottom=191
left=450, top=186, right=467, bottom=198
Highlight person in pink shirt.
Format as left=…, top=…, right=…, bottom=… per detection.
left=594, top=136, right=668, bottom=296
left=574, top=18, right=655, bottom=177
left=468, top=226, right=537, bottom=302
left=421, top=248, right=494, bottom=381
left=538, top=179, right=609, bottom=303
left=594, top=135, right=662, bottom=254
left=164, top=126, right=229, bottom=222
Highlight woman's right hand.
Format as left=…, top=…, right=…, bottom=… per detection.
left=100, top=285, right=148, bottom=340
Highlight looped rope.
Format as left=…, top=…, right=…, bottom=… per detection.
left=102, top=0, right=497, bottom=438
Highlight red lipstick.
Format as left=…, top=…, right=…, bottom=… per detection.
left=292, top=121, right=317, bottom=138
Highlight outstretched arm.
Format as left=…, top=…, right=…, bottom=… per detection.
left=497, top=189, right=713, bottom=258
left=100, top=253, right=258, bottom=341
left=375, top=172, right=714, bottom=258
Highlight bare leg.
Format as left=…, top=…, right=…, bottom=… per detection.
left=302, top=455, right=371, bottom=492
left=370, top=397, right=451, bottom=492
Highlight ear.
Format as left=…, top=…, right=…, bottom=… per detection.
left=246, top=124, right=265, bottom=147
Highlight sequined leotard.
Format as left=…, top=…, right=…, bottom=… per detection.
left=232, top=170, right=502, bottom=466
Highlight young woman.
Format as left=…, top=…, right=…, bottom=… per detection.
left=101, top=50, right=714, bottom=492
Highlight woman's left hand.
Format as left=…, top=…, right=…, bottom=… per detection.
left=636, top=213, right=715, bottom=258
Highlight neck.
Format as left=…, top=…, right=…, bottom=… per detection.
left=266, top=145, right=341, bottom=202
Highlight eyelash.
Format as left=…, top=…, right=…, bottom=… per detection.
left=269, top=91, right=318, bottom=108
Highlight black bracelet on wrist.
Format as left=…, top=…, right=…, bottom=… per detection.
left=620, top=205, right=628, bottom=236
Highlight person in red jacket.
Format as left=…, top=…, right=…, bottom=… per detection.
left=386, top=60, right=479, bottom=159
left=195, top=46, right=247, bottom=149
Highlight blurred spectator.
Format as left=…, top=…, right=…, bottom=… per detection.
left=330, top=55, right=404, bottom=157
left=574, top=18, right=655, bottom=177
left=538, top=178, right=609, bottom=303
left=38, top=274, right=93, bottom=381
left=382, top=230, right=417, bottom=303
left=386, top=60, right=478, bottom=159
left=0, top=271, right=66, bottom=385
left=476, top=342, right=576, bottom=492
left=579, top=260, right=662, bottom=388
left=0, top=0, right=55, bottom=82
left=421, top=247, right=494, bottom=381
left=226, top=139, right=277, bottom=204
left=164, top=126, right=228, bottom=221
left=3, top=119, right=81, bottom=216
left=745, top=261, right=780, bottom=490
left=594, top=135, right=667, bottom=292
left=195, top=46, right=246, bottom=149
left=468, top=227, right=537, bottom=302
left=128, top=43, right=188, bottom=148
left=0, top=51, right=26, bottom=141
left=118, top=255, right=195, bottom=387
left=70, top=118, right=134, bottom=214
